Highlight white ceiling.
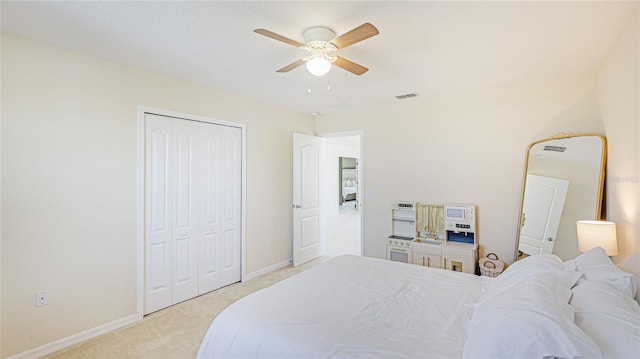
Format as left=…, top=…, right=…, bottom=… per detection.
left=1, top=1, right=637, bottom=115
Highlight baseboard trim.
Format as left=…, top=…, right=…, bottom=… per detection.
left=7, top=314, right=139, bottom=359
left=9, top=260, right=293, bottom=358
left=243, top=258, right=292, bottom=281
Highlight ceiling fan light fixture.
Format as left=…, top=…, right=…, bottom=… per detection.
left=306, top=56, right=332, bottom=76
left=255, top=23, right=378, bottom=76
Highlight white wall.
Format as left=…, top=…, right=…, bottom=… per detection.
left=0, top=33, right=314, bottom=357
left=317, top=74, right=604, bottom=263
left=316, top=5, right=640, bottom=266
left=596, top=6, right=640, bottom=262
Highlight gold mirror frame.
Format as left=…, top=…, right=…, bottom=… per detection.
left=514, top=133, right=607, bottom=262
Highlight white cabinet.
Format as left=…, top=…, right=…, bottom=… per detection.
left=411, top=241, right=442, bottom=269
left=412, top=252, right=442, bottom=268
left=442, top=244, right=478, bottom=274
left=145, top=113, right=241, bottom=314
left=409, top=241, right=477, bottom=273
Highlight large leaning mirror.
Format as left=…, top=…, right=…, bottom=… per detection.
left=514, top=133, right=607, bottom=262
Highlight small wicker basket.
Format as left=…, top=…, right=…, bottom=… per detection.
left=479, top=253, right=505, bottom=277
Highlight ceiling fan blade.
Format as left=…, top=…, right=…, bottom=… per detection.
left=276, top=59, right=306, bottom=73
left=254, top=29, right=304, bottom=47
left=331, top=23, right=379, bottom=49
left=333, top=56, right=369, bottom=75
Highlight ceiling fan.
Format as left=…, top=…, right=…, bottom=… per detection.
left=254, top=23, right=379, bottom=77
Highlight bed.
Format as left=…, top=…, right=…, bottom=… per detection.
left=341, top=169, right=357, bottom=202
left=197, top=249, right=640, bottom=359
left=342, top=183, right=357, bottom=201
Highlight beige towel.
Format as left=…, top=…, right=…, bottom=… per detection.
left=416, top=204, right=444, bottom=239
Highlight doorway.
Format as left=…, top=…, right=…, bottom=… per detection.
left=323, top=134, right=362, bottom=257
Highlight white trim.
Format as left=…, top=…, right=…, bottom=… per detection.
left=240, top=120, right=247, bottom=282
left=243, top=258, right=292, bottom=281
left=7, top=314, right=138, bottom=359
left=138, top=106, right=245, bottom=129
left=135, top=109, right=145, bottom=321
left=136, top=106, right=247, bottom=316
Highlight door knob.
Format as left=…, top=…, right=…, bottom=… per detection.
left=547, top=237, right=553, bottom=242
left=293, top=204, right=301, bottom=209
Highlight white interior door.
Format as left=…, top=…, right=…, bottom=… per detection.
left=219, top=126, right=242, bottom=286
left=145, top=114, right=173, bottom=313
left=518, top=174, right=570, bottom=255
left=145, top=113, right=242, bottom=314
left=293, top=133, right=324, bottom=266
left=197, top=124, right=241, bottom=292
left=171, top=119, right=199, bottom=304
left=197, top=123, right=223, bottom=294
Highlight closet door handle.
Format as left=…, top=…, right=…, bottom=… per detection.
left=293, top=204, right=301, bottom=209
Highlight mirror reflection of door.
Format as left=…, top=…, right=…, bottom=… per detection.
left=514, top=134, right=606, bottom=262
left=518, top=174, right=569, bottom=257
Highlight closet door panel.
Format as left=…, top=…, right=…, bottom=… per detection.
left=144, top=114, right=173, bottom=314
left=222, top=132, right=239, bottom=222
left=202, top=232, right=219, bottom=275
left=223, top=229, right=237, bottom=270
left=175, top=238, right=193, bottom=282
left=149, top=243, right=169, bottom=291
left=171, top=119, right=199, bottom=303
left=221, top=126, right=242, bottom=286
left=198, top=123, right=222, bottom=294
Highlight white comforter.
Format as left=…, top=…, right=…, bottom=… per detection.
left=197, top=255, right=487, bottom=358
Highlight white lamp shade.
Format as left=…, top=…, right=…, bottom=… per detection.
left=576, top=220, right=618, bottom=256
left=306, top=57, right=331, bottom=76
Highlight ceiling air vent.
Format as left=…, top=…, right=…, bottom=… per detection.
left=395, top=93, right=418, bottom=100
left=543, top=145, right=566, bottom=152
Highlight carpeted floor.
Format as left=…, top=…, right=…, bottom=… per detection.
left=44, top=257, right=329, bottom=359
left=45, top=208, right=360, bottom=358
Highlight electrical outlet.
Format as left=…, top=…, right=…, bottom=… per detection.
left=36, top=290, right=48, bottom=307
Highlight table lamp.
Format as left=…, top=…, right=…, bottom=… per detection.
left=576, top=220, right=618, bottom=256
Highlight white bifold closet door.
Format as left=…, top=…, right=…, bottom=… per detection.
left=145, top=113, right=241, bottom=314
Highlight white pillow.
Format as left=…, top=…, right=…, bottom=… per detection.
left=464, top=272, right=602, bottom=359
left=571, top=280, right=640, bottom=359
left=617, top=251, right=640, bottom=305
left=481, top=254, right=581, bottom=301
left=565, top=247, right=635, bottom=297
